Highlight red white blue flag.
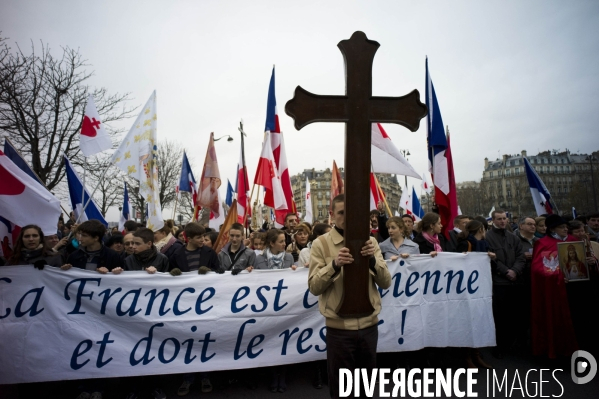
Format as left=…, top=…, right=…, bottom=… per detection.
left=524, top=157, right=553, bottom=215
left=426, top=58, right=458, bottom=238
left=265, top=67, right=295, bottom=226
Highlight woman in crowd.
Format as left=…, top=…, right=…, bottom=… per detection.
left=175, top=227, right=186, bottom=243
left=298, top=223, right=331, bottom=268
left=154, top=221, right=184, bottom=260
left=287, top=223, right=310, bottom=266
left=413, top=212, right=447, bottom=255
left=456, top=220, right=496, bottom=369
left=254, top=229, right=295, bottom=392
left=255, top=229, right=295, bottom=270
left=6, top=225, right=63, bottom=267
left=203, top=231, right=218, bottom=248
left=535, top=216, right=547, bottom=238
left=379, top=216, right=420, bottom=260
left=530, top=215, right=579, bottom=359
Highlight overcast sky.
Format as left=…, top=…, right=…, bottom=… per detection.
left=3, top=0, right=599, bottom=221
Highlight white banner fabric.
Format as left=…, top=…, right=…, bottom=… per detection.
left=0, top=252, right=495, bottom=384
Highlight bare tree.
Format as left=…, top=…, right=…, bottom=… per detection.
left=0, top=39, right=136, bottom=190
left=127, top=139, right=186, bottom=223
left=83, top=154, right=125, bottom=216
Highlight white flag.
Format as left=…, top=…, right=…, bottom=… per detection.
left=79, top=94, right=112, bottom=157
left=371, top=123, right=421, bottom=179
left=111, top=91, right=163, bottom=231
left=398, top=185, right=411, bottom=214
left=304, top=176, right=313, bottom=224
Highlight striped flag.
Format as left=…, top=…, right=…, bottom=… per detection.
left=523, top=157, right=553, bottom=216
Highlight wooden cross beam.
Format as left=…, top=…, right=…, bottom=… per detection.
left=285, top=31, right=427, bottom=317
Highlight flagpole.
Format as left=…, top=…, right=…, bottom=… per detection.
left=74, top=162, right=111, bottom=225
left=239, top=120, right=251, bottom=237
left=243, top=182, right=258, bottom=229
left=82, top=157, right=87, bottom=222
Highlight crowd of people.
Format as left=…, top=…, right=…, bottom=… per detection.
left=1, top=202, right=598, bottom=399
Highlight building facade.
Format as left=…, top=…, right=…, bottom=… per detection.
left=290, top=168, right=403, bottom=222
left=478, top=149, right=599, bottom=217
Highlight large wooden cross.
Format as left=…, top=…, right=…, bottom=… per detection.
left=285, top=31, right=427, bottom=317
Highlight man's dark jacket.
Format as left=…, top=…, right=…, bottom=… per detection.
left=485, top=226, right=526, bottom=285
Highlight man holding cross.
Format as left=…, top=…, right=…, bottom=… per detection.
left=286, top=31, right=426, bottom=397
left=309, top=194, right=391, bottom=398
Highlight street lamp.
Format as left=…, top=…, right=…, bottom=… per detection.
left=214, top=135, right=234, bottom=142
left=587, top=155, right=598, bottom=211
left=399, top=149, right=410, bottom=187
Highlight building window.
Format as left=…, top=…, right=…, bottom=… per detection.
left=490, top=171, right=493, bottom=178
left=505, top=169, right=511, bottom=177
left=515, top=167, right=520, bottom=175
left=507, top=190, right=511, bottom=198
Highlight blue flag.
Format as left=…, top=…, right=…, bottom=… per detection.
left=225, top=179, right=234, bottom=207
left=411, top=186, right=425, bottom=220
left=3, top=139, right=44, bottom=186
left=523, top=157, right=553, bottom=216
left=64, top=155, right=107, bottom=226
left=179, top=151, right=196, bottom=193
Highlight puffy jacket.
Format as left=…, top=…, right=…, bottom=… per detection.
left=218, top=243, right=256, bottom=272
left=169, top=245, right=221, bottom=272
left=67, top=244, right=124, bottom=271
left=485, top=226, right=526, bottom=285
left=124, top=248, right=170, bottom=272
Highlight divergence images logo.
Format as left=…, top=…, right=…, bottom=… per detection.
left=571, top=350, right=597, bottom=384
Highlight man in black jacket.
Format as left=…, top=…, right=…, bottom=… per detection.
left=169, top=222, right=221, bottom=274
left=485, top=210, right=526, bottom=358
left=61, top=220, right=123, bottom=273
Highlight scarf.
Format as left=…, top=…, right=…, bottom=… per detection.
left=22, top=244, right=44, bottom=261
left=466, top=234, right=489, bottom=253
left=156, top=234, right=176, bottom=253
left=135, top=246, right=158, bottom=263
left=422, top=232, right=443, bottom=252
left=265, top=248, right=285, bottom=269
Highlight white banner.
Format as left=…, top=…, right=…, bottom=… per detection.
left=0, top=253, right=495, bottom=384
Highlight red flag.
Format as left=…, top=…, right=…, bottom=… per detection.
left=369, top=173, right=385, bottom=211
left=197, top=133, right=222, bottom=219
left=213, top=200, right=238, bottom=254
left=236, top=140, right=251, bottom=225
left=255, top=133, right=286, bottom=210
left=434, top=131, right=458, bottom=239
left=331, top=160, right=344, bottom=201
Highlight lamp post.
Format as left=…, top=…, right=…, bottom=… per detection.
left=588, top=155, right=598, bottom=212
left=213, top=135, right=234, bottom=142
left=399, top=149, right=410, bottom=187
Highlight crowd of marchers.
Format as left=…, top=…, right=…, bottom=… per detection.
left=2, top=202, right=598, bottom=399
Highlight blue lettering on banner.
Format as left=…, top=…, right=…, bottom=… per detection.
left=231, top=286, right=250, bottom=313
left=96, top=332, right=114, bottom=368
left=116, top=289, right=142, bottom=316
left=195, top=287, right=215, bottom=315
left=144, top=289, right=171, bottom=316
left=130, top=323, right=163, bottom=366
left=315, top=326, right=327, bottom=352
left=173, top=288, right=195, bottom=315
left=272, top=279, right=288, bottom=311
left=468, top=270, right=479, bottom=294
left=303, top=289, right=318, bottom=308
left=0, top=277, right=11, bottom=319
left=234, top=319, right=264, bottom=360
left=64, top=278, right=101, bottom=315
left=251, top=285, right=270, bottom=312
left=422, top=270, right=443, bottom=294
left=70, top=339, right=93, bottom=370
left=15, top=287, right=45, bottom=317
left=279, top=327, right=300, bottom=355
left=99, top=288, right=122, bottom=314
left=297, top=328, right=313, bottom=354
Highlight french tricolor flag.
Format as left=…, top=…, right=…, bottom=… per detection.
left=524, top=157, right=553, bottom=216
left=255, top=132, right=286, bottom=210
left=265, top=67, right=295, bottom=227
left=0, top=150, right=61, bottom=235
left=426, top=58, right=458, bottom=238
